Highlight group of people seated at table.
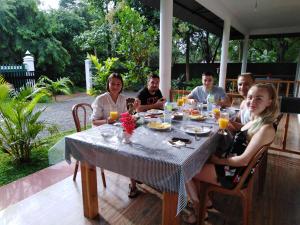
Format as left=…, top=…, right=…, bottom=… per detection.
left=89, top=71, right=279, bottom=223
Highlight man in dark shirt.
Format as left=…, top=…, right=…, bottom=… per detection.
left=137, top=73, right=166, bottom=112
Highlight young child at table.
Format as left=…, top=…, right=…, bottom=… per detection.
left=184, top=83, right=279, bottom=224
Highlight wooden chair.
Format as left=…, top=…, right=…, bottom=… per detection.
left=257, top=113, right=283, bottom=194
left=195, top=142, right=272, bottom=225
left=72, top=103, right=106, bottom=188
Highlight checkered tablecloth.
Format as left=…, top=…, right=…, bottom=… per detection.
left=65, top=121, right=219, bottom=213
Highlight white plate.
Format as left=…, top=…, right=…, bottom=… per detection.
left=146, top=109, right=164, bottom=115
left=147, top=122, right=171, bottom=131
left=189, top=115, right=207, bottom=121
left=181, top=125, right=211, bottom=134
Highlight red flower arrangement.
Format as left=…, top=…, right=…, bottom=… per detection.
left=120, top=112, right=136, bottom=135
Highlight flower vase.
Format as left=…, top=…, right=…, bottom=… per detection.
left=122, top=131, right=132, bottom=144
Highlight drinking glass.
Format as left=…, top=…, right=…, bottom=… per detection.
left=197, top=102, right=203, bottom=114
left=110, top=111, right=118, bottom=120
left=177, top=98, right=184, bottom=107
left=182, top=96, right=188, bottom=105
left=218, top=112, right=229, bottom=135
left=212, top=106, right=221, bottom=119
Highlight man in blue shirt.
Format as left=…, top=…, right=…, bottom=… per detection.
left=188, top=71, right=231, bottom=107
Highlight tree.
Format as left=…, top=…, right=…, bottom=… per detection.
left=107, top=1, right=158, bottom=87
left=230, top=37, right=300, bottom=63
left=48, top=8, right=88, bottom=84
left=0, top=0, right=70, bottom=77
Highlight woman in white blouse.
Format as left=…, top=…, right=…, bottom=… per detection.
left=91, top=72, right=140, bottom=198
left=91, top=73, right=137, bottom=125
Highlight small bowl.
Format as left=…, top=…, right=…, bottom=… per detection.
left=101, top=132, right=114, bottom=138
left=172, top=113, right=183, bottom=120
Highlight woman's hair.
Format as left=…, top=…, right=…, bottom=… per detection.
left=106, top=72, right=123, bottom=93
left=248, top=83, right=279, bottom=137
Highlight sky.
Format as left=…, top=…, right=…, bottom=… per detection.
left=39, top=0, right=59, bottom=11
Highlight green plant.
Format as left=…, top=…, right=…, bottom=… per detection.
left=184, top=78, right=203, bottom=90
left=35, top=76, right=73, bottom=101
left=0, top=83, right=57, bottom=164
left=89, top=54, right=119, bottom=93
left=0, top=129, right=75, bottom=186
left=171, top=75, right=202, bottom=91
left=0, top=74, right=6, bottom=84
left=122, top=60, right=152, bottom=91
left=171, top=74, right=186, bottom=90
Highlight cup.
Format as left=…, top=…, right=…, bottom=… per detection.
left=110, top=111, right=118, bottom=121
left=197, top=103, right=203, bottom=114
left=218, top=117, right=229, bottom=129
left=218, top=112, right=229, bottom=135
left=177, top=98, right=184, bottom=107
left=212, top=107, right=221, bottom=118
left=182, top=96, right=188, bottom=104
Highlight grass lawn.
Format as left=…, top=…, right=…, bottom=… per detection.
left=0, top=130, right=75, bottom=186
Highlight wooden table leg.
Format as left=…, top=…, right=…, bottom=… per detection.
left=162, top=192, right=179, bottom=225
left=80, top=162, right=99, bottom=218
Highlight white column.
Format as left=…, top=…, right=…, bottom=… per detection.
left=295, top=50, right=300, bottom=97
left=23, top=50, right=35, bottom=72
left=241, top=34, right=249, bottom=74
left=85, top=59, right=92, bottom=93
left=159, top=0, right=173, bottom=100
left=219, top=20, right=231, bottom=89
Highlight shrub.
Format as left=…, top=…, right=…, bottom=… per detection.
left=0, top=84, right=57, bottom=164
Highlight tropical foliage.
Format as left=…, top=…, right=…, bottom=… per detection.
left=89, top=54, right=118, bottom=94
left=0, top=83, right=57, bottom=164
left=35, top=76, right=73, bottom=101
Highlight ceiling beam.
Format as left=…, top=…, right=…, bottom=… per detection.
left=194, top=0, right=248, bottom=35
left=250, top=26, right=300, bottom=36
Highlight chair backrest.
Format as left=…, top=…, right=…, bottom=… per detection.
left=72, top=103, right=93, bottom=132
left=234, top=142, right=272, bottom=191
left=169, top=89, right=191, bottom=102
left=126, top=97, right=135, bottom=114
left=273, top=113, right=283, bottom=131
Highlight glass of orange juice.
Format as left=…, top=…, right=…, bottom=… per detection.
left=212, top=107, right=221, bottom=119
left=110, top=111, right=118, bottom=121
left=218, top=112, right=229, bottom=135
left=177, top=98, right=184, bottom=107
left=182, top=96, right=188, bottom=104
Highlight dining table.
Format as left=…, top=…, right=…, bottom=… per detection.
left=64, top=113, right=221, bottom=225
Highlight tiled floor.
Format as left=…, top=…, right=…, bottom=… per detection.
left=0, top=114, right=299, bottom=225
left=0, top=161, right=75, bottom=211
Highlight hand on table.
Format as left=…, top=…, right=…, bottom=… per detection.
left=107, top=117, right=117, bottom=124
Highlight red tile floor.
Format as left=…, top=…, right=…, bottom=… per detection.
left=0, top=161, right=75, bottom=211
